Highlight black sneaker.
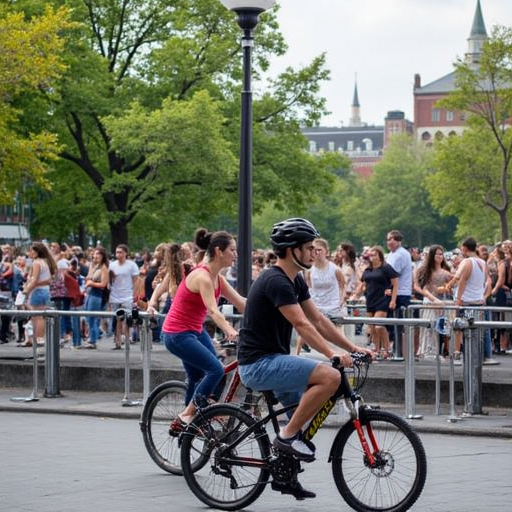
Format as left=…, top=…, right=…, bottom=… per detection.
left=271, top=479, right=316, bottom=500
left=273, top=434, right=315, bottom=462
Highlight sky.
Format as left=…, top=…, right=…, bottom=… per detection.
left=267, top=0, right=512, bottom=127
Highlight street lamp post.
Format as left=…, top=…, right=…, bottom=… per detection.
left=220, top=0, right=276, bottom=297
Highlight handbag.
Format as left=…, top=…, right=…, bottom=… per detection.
left=64, top=271, right=84, bottom=307
left=14, top=290, right=26, bottom=306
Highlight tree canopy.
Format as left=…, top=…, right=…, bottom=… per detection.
left=431, top=25, right=512, bottom=241
left=8, top=0, right=337, bottom=250
left=0, top=5, right=73, bottom=203
left=341, top=135, right=456, bottom=249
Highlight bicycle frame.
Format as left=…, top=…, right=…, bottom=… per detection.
left=205, top=363, right=378, bottom=471
left=222, top=359, right=240, bottom=403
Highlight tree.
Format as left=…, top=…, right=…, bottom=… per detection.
left=17, top=0, right=335, bottom=250
left=0, top=5, right=73, bottom=203
left=342, top=135, right=456, bottom=249
left=251, top=150, right=352, bottom=249
left=427, top=127, right=503, bottom=242
left=432, top=25, right=512, bottom=241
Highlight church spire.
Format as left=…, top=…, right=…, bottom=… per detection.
left=352, top=80, right=360, bottom=108
left=349, top=75, right=362, bottom=127
left=466, top=0, right=488, bottom=65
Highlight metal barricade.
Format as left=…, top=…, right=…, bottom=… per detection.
left=408, top=303, right=512, bottom=420
left=454, top=316, right=484, bottom=415
left=44, top=313, right=61, bottom=398
left=339, top=312, right=434, bottom=420
left=0, top=308, right=151, bottom=406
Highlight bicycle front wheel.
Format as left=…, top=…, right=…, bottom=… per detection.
left=181, top=404, right=271, bottom=511
left=331, top=408, right=427, bottom=512
left=140, top=380, right=186, bottom=475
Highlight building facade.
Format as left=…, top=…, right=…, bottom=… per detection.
left=302, top=1, right=487, bottom=174
left=413, top=0, right=487, bottom=142
left=302, top=82, right=413, bottom=177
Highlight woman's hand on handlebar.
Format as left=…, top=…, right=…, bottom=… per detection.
left=146, top=304, right=158, bottom=315
left=223, top=326, right=239, bottom=342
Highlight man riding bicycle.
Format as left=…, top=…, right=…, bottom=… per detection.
left=238, top=218, right=371, bottom=499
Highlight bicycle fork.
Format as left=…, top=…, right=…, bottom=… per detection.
left=352, top=417, right=378, bottom=467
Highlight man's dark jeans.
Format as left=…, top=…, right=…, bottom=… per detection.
left=388, top=295, right=411, bottom=358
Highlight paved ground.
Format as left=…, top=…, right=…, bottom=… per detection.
left=2, top=413, right=512, bottom=512
left=1, top=335, right=512, bottom=438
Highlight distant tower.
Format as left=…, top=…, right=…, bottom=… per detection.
left=465, top=0, right=488, bottom=66
left=349, top=76, right=363, bottom=127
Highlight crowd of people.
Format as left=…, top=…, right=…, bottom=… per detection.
left=1, top=221, right=510, bottom=499
left=1, top=230, right=511, bottom=361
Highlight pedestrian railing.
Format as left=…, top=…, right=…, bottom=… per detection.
left=0, top=304, right=509, bottom=421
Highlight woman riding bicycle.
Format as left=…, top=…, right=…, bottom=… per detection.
left=238, top=218, right=371, bottom=499
left=155, top=228, right=245, bottom=427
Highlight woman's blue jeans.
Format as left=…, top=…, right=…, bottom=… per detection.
left=85, top=293, right=103, bottom=344
left=163, top=329, right=224, bottom=405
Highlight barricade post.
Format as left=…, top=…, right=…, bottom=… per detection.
left=447, top=329, right=459, bottom=422
left=44, top=313, right=62, bottom=398
left=120, top=308, right=142, bottom=407
left=461, top=315, right=484, bottom=415
left=404, top=308, right=422, bottom=419
left=140, top=315, right=152, bottom=403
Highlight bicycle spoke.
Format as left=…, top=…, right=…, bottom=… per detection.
left=181, top=404, right=271, bottom=511
left=332, top=409, right=426, bottom=512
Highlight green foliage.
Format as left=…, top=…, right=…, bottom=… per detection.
left=342, top=135, right=456, bottom=249
left=434, top=25, right=512, bottom=240
left=428, top=127, right=506, bottom=242
left=11, top=0, right=335, bottom=249
left=251, top=151, right=355, bottom=249
left=0, top=5, right=74, bottom=203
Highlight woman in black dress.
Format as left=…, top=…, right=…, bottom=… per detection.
left=355, top=246, right=398, bottom=359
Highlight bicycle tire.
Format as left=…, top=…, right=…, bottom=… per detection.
left=331, top=408, right=427, bottom=512
left=181, top=404, right=271, bottom=511
left=140, top=380, right=187, bottom=475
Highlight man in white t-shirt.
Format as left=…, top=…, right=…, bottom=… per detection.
left=109, top=244, right=140, bottom=349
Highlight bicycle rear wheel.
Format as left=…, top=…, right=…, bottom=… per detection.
left=181, top=404, right=271, bottom=511
left=140, top=380, right=186, bottom=475
left=331, top=408, right=427, bottom=512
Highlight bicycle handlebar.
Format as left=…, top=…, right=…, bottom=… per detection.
left=331, top=352, right=372, bottom=369
left=217, top=338, right=238, bottom=350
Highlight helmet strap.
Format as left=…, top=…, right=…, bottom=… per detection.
left=291, top=247, right=312, bottom=271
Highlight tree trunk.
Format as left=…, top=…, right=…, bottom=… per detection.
left=77, top=223, right=86, bottom=250
left=499, top=210, right=509, bottom=242
left=109, top=219, right=129, bottom=253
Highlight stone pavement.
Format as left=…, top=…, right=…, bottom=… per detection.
left=1, top=336, right=512, bottom=438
